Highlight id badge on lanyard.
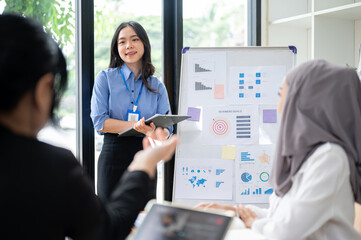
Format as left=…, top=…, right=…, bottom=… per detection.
left=120, top=68, right=144, bottom=122
left=127, top=106, right=141, bottom=121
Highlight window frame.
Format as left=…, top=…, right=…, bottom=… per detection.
left=76, top=0, right=95, bottom=185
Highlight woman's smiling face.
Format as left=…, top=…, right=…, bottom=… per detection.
left=117, top=26, right=144, bottom=68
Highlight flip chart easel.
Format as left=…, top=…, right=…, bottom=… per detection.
left=173, top=46, right=296, bottom=207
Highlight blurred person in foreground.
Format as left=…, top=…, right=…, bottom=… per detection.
left=0, top=13, right=178, bottom=240
left=197, top=59, right=361, bottom=240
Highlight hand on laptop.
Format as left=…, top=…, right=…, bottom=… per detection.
left=236, top=204, right=258, bottom=228
left=195, top=202, right=259, bottom=228
left=128, top=128, right=178, bottom=178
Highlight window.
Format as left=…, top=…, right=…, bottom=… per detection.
left=94, top=0, right=162, bottom=77
left=183, top=0, right=247, bottom=47
left=1, top=0, right=77, bottom=155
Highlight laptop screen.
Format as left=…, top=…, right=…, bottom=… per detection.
left=132, top=203, right=232, bottom=240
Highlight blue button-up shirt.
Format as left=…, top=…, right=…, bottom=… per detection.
left=91, top=64, right=173, bottom=135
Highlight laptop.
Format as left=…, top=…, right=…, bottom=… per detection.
left=132, top=201, right=233, bottom=240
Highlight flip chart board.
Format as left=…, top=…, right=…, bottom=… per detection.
left=173, top=47, right=296, bottom=207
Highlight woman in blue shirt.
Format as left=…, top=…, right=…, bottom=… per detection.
left=91, top=21, right=173, bottom=202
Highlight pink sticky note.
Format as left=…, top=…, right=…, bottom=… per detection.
left=187, top=107, right=201, bottom=121
left=214, top=84, right=224, bottom=99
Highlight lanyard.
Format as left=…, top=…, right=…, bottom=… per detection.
left=120, top=68, right=144, bottom=112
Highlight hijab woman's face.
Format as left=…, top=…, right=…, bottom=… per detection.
left=278, top=78, right=288, bottom=115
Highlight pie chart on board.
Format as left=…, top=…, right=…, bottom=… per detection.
left=241, top=172, right=252, bottom=183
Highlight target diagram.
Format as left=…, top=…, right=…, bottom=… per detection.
left=210, top=118, right=231, bottom=137
left=202, top=105, right=258, bottom=145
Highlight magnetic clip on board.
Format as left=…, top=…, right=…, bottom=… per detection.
left=118, top=114, right=191, bottom=137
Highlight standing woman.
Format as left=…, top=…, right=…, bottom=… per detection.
left=91, top=21, right=173, bottom=202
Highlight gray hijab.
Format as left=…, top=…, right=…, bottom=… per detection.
left=270, top=59, right=361, bottom=203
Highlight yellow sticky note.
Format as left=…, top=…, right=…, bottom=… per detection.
left=214, top=84, right=224, bottom=99
left=222, top=145, right=236, bottom=160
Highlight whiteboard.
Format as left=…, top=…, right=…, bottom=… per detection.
left=173, top=47, right=296, bottom=207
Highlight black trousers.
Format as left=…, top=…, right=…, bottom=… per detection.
left=97, top=134, right=156, bottom=203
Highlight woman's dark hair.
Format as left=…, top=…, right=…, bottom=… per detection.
left=109, top=21, right=156, bottom=93
left=0, top=14, right=68, bottom=122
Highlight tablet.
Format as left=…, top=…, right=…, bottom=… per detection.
left=118, top=114, right=190, bottom=137
left=132, top=202, right=233, bottom=240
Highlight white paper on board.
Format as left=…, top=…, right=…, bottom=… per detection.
left=174, top=158, right=233, bottom=200
left=187, top=52, right=227, bottom=105
left=202, top=105, right=259, bottom=145
left=228, top=66, right=286, bottom=105
left=235, top=145, right=275, bottom=204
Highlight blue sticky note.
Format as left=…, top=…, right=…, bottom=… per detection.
left=187, top=107, right=201, bottom=121
left=263, top=109, right=277, bottom=123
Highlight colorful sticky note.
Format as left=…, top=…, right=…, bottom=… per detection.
left=187, top=107, right=201, bottom=121
left=214, top=84, right=224, bottom=99
left=222, top=145, right=236, bottom=160
left=263, top=109, right=277, bottom=123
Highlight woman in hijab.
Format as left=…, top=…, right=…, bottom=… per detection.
left=198, top=59, right=361, bottom=239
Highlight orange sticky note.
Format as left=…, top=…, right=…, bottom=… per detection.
left=214, top=84, right=224, bottom=99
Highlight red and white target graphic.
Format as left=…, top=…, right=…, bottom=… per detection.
left=211, top=118, right=231, bottom=137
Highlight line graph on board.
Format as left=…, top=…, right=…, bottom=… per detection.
left=193, top=60, right=215, bottom=73
left=195, top=81, right=212, bottom=90
left=195, top=63, right=212, bottom=72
